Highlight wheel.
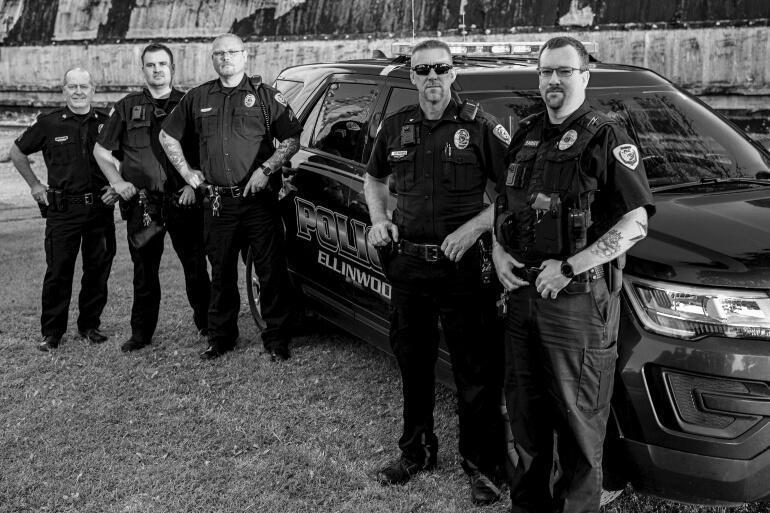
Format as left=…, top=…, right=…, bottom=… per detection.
left=245, top=247, right=267, bottom=331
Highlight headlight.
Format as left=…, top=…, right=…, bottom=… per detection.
left=623, top=275, right=770, bottom=340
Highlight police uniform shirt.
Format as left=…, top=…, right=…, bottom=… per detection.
left=366, top=99, right=509, bottom=243
left=501, top=101, right=655, bottom=252
left=98, top=88, right=191, bottom=192
left=15, top=107, right=109, bottom=195
left=161, top=76, right=301, bottom=187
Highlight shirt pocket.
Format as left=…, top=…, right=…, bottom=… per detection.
left=577, top=342, right=618, bottom=413
left=233, top=107, right=266, bottom=140
left=543, top=147, right=582, bottom=193
left=441, top=148, right=481, bottom=192
left=506, top=148, right=537, bottom=190
left=48, top=136, right=77, bottom=165
left=126, top=118, right=151, bottom=148
left=194, top=109, right=218, bottom=139
left=387, top=149, right=417, bottom=193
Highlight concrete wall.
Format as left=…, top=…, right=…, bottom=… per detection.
left=0, top=26, right=768, bottom=107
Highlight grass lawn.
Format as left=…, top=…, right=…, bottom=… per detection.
left=1, top=128, right=768, bottom=512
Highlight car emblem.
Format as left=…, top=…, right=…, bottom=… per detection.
left=612, top=144, right=640, bottom=170
left=493, top=124, right=511, bottom=144
left=54, top=136, right=68, bottom=142
left=558, top=129, right=578, bottom=150
left=244, top=94, right=256, bottom=108
left=275, top=92, right=288, bottom=107
left=454, top=129, right=470, bottom=150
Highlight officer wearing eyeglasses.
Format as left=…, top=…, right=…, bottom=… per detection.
left=94, top=43, right=211, bottom=353
left=492, top=37, right=655, bottom=513
left=8, top=68, right=118, bottom=351
left=159, top=33, right=301, bottom=361
left=365, top=39, right=509, bottom=505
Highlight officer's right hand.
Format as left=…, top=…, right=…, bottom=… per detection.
left=368, top=220, right=399, bottom=247
left=113, top=180, right=138, bottom=201
left=30, top=182, right=48, bottom=205
left=184, top=169, right=206, bottom=189
left=492, top=243, right=529, bottom=291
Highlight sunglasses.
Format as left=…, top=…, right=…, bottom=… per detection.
left=411, top=63, right=454, bottom=76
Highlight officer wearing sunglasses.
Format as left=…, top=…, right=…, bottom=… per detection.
left=364, top=39, right=509, bottom=505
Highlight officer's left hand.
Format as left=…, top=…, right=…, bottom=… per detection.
left=100, top=186, right=120, bottom=206
left=243, top=168, right=270, bottom=196
left=177, top=185, right=196, bottom=206
left=441, top=225, right=481, bottom=262
left=535, top=259, right=572, bottom=299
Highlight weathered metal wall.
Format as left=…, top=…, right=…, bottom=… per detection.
left=0, top=26, right=768, bottom=108
left=1, top=0, right=770, bottom=44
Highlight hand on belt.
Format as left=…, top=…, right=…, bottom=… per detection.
left=396, top=239, right=446, bottom=263
left=65, top=192, right=100, bottom=205
left=204, top=185, right=242, bottom=198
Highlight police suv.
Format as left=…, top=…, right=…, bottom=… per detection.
left=245, top=41, right=770, bottom=505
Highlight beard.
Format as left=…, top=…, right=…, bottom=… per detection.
left=544, top=87, right=565, bottom=109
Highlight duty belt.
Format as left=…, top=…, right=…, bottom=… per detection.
left=205, top=185, right=242, bottom=198
left=65, top=192, right=100, bottom=205
left=397, top=240, right=447, bottom=263
left=513, top=264, right=604, bottom=283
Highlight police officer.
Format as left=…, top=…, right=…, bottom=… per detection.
left=365, top=39, right=508, bottom=505
left=9, top=68, right=118, bottom=351
left=94, top=43, right=211, bottom=352
left=492, top=37, right=655, bottom=513
left=159, top=33, right=301, bottom=361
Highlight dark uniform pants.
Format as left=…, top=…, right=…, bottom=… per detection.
left=385, top=249, right=504, bottom=475
left=127, top=202, right=210, bottom=342
left=41, top=204, right=116, bottom=337
left=504, top=278, right=620, bottom=513
left=203, top=192, right=293, bottom=351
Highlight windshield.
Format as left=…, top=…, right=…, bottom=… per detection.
left=464, top=86, right=770, bottom=188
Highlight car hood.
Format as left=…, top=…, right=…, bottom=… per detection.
left=627, top=188, right=770, bottom=289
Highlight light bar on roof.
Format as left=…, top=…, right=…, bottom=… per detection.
left=392, top=41, right=598, bottom=59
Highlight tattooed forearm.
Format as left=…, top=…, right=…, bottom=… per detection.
left=159, top=130, right=190, bottom=174
left=261, top=136, right=300, bottom=172
left=591, top=229, right=623, bottom=259
left=629, top=219, right=648, bottom=242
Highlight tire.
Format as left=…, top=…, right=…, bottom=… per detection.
left=245, top=247, right=267, bottom=331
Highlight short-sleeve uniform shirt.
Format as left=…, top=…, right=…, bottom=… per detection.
left=162, top=75, right=302, bottom=187
left=15, top=107, right=109, bottom=195
left=367, top=100, right=509, bottom=243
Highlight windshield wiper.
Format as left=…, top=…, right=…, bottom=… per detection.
left=653, top=176, right=770, bottom=193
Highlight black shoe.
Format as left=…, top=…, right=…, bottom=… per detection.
left=468, top=469, right=502, bottom=505
left=120, top=336, right=150, bottom=352
left=79, top=328, right=108, bottom=344
left=199, top=345, right=232, bottom=360
left=267, top=346, right=291, bottom=362
left=38, top=335, right=61, bottom=352
left=377, top=456, right=435, bottom=486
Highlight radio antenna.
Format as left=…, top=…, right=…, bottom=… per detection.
left=411, top=0, right=416, bottom=41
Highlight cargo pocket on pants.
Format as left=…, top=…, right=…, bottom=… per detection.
left=577, top=342, right=618, bottom=413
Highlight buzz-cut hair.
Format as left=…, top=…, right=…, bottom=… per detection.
left=539, top=36, right=590, bottom=69
left=411, top=39, right=452, bottom=60
left=212, top=33, right=244, bottom=47
left=141, top=43, right=174, bottom=66
left=62, top=67, right=92, bottom=86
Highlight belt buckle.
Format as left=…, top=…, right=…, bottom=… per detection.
left=425, top=245, right=440, bottom=262
left=84, top=193, right=93, bottom=205
left=232, top=186, right=241, bottom=198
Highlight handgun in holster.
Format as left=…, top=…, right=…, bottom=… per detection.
left=46, top=189, right=67, bottom=213
left=494, top=194, right=519, bottom=255
left=534, top=193, right=563, bottom=254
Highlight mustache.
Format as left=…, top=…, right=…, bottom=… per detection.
left=546, top=86, right=564, bottom=93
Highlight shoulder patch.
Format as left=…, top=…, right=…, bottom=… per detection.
left=493, top=124, right=511, bottom=145
left=275, top=92, right=288, bottom=107
left=612, top=144, right=640, bottom=170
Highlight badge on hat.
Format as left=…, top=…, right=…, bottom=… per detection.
left=612, top=144, right=640, bottom=170
left=275, top=92, right=288, bottom=107
left=454, top=129, right=470, bottom=150
left=244, top=94, right=256, bottom=108
left=493, top=124, right=511, bottom=144
left=558, top=129, right=578, bottom=150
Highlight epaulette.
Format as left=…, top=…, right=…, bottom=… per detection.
left=518, top=111, right=543, bottom=130
left=576, top=110, right=613, bottom=135
left=384, top=103, right=420, bottom=124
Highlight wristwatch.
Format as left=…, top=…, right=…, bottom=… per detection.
left=560, top=259, right=575, bottom=279
left=259, top=165, right=275, bottom=177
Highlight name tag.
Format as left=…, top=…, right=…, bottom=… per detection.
left=54, top=136, right=68, bottom=142
left=200, top=107, right=212, bottom=113
left=390, top=150, right=407, bottom=158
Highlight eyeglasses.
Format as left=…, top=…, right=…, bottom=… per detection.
left=536, top=67, right=586, bottom=78
left=411, top=63, right=454, bottom=76
left=212, top=49, right=244, bottom=59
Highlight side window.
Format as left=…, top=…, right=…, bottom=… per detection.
left=309, top=82, right=378, bottom=163
left=385, top=87, right=417, bottom=117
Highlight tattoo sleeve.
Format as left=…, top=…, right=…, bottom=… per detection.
left=591, top=229, right=623, bottom=259
left=262, top=136, right=300, bottom=172
left=159, top=130, right=190, bottom=175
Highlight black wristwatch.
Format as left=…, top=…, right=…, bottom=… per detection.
left=560, top=259, right=575, bottom=279
left=259, top=165, right=275, bottom=177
